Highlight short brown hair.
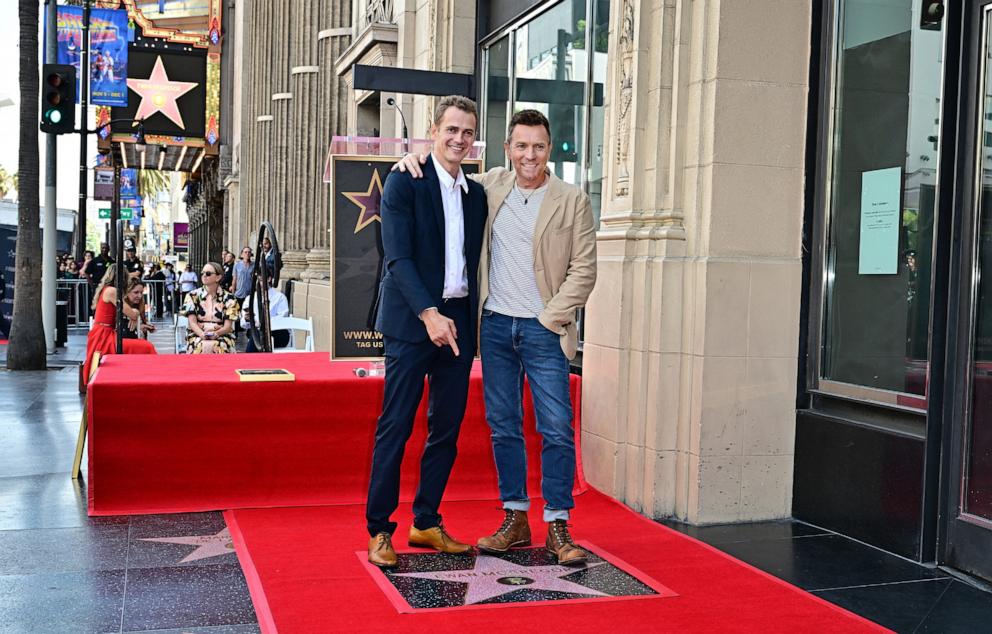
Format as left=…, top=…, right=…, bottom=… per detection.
left=506, top=109, right=551, bottom=143
left=432, top=95, right=478, bottom=128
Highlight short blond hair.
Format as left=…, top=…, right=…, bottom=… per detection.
left=432, top=95, right=478, bottom=128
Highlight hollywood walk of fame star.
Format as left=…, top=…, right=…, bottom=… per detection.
left=391, top=553, right=607, bottom=605
left=127, top=56, right=199, bottom=129
left=138, top=527, right=235, bottom=564
left=342, top=170, right=384, bottom=234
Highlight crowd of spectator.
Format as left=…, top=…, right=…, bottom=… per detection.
left=70, top=244, right=290, bottom=358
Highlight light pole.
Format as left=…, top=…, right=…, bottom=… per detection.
left=92, top=118, right=146, bottom=353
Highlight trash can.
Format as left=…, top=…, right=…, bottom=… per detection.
left=56, top=300, right=68, bottom=347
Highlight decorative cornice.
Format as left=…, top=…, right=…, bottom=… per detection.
left=334, top=23, right=399, bottom=77
left=318, top=27, right=352, bottom=40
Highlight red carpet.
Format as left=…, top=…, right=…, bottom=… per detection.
left=91, top=353, right=889, bottom=632
left=225, top=494, right=890, bottom=633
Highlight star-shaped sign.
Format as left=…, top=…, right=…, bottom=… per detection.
left=342, top=170, right=384, bottom=234
left=127, top=56, right=198, bottom=129
left=138, top=527, right=235, bottom=563
left=391, top=553, right=606, bottom=605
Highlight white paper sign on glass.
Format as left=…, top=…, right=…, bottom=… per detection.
left=858, top=167, right=902, bottom=275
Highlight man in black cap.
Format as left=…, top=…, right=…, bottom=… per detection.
left=123, top=247, right=143, bottom=279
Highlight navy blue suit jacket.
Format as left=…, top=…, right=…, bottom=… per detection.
left=374, top=156, right=487, bottom=345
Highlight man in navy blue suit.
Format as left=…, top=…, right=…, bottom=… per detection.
left=366, top=96, right=487, bottom=568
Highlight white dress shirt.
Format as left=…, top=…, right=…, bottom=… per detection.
left=431, top=153, right=469, bottom=299
left=240, top=287, right=289, bottom=329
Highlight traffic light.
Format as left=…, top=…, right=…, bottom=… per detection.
left=40, top=64, right=76, bottom=134
left=549, top=104, right=577, bottom=164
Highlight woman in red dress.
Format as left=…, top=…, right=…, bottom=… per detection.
left=83, top=265, right=157, bottom=384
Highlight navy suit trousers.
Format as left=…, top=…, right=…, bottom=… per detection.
left=365, top=297, right=474, bottom=536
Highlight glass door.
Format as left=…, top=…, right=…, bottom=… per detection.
left=944, top=0, right=992, bottom=583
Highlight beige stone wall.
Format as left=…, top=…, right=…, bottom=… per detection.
left=292, top=280, right=332, bottom=352
left=237, top=1, right=351, bottom=283
left=582, top=0, right=809, bottom=524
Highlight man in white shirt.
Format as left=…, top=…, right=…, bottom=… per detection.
left=178, top=266, right=199, bottom=302
left=241, top=281, right=290, bottom=352
left=364, top=96, right=488, bottom=569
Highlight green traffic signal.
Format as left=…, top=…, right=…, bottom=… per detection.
left=39, top=64, right=76, bottom=134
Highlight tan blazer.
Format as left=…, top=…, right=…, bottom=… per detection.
left=472, top=167, right=597, bottom=360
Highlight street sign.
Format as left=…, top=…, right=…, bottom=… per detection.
left=120, top=208, right=133, bottom=219
left=98, top=208, right=111, bottom=219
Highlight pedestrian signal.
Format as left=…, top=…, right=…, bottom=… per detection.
left=40, top=64, right=76, bottom=135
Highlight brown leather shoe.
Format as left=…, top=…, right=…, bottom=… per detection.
left=477, top=509, right=531, bottom=553
left=368, top=532, right=397, bottom=568
left=408, top=521, right=472, bottom=554
left=546, top=520, right=587, bottom=566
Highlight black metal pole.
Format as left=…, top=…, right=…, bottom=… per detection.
left=112, top=162, right=123, bottom=354
left=75, top=0, right=91, bottom=259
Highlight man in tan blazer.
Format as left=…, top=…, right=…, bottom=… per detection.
left=397, top=109, right=597, bottom=565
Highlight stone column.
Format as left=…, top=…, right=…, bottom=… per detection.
left=582, top=0, right=809, bottom=524
left=243, top=0, right=276, bottom=250
left=304, top=1, right=351, bottom=281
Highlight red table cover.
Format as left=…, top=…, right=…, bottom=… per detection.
left=86, top=352, right=584, bottom=515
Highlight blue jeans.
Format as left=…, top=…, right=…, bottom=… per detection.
left=480, top=310, right=575, bottom=522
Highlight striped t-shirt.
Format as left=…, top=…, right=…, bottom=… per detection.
left=485, top=183, right=549, bottom=318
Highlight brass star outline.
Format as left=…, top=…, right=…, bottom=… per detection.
left=342, top=169, right=384, bottom=234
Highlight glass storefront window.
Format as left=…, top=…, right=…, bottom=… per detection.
left=819, top=0, right=944, bottom=401
left=513, top=1, right=586, bottom=187
left=964, top=13, right=992, bottom=521
left=485, top=36, right=510, bottom=172
left=481, top=0, right=609, bottom=223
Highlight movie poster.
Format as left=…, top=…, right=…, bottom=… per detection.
left=119, top=168, right=138, bottom=199
left=51, top=6, right=130, bottom=107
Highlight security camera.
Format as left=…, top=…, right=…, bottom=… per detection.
left=385, top=97, right=396, bottom=106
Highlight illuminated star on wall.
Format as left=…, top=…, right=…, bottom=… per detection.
left=343, top=170, right=384, bottom=234
left=127, top=56, right=198, bottom=129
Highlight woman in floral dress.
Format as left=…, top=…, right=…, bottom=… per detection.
left=182, top=261, right=239, bottom=354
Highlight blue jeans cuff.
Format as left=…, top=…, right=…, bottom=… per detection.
left=543, top=507, right=570, bottom=522
left=503, top=500, right=530, bottom=512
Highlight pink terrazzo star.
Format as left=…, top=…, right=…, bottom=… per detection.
left=392, top=553, right=607, bottom=604
left=139, top=527, right=235, bottom=563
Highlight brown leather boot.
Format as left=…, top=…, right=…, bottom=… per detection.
left=368, top=532, right=397, bottom=568
left=545, top=520, right=587, bottom=566
left=408, top=521, right=472, bottom=554
left=477, top=509, right=531, bottom=554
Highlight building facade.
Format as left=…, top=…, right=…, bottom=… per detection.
left=228, top=0, right=992, bottom=583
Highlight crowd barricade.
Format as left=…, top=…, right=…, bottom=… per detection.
left=57, top=278, right=93, bottom=330
left=139, top=278, right=179, bottom=319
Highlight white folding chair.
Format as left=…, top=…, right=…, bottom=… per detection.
left=174, top=315, right=188, bottom=354
left=270, top=316, right=314, bottom=353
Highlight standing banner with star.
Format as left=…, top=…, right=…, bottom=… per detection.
left=330, top=155, right=480, bottom=359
